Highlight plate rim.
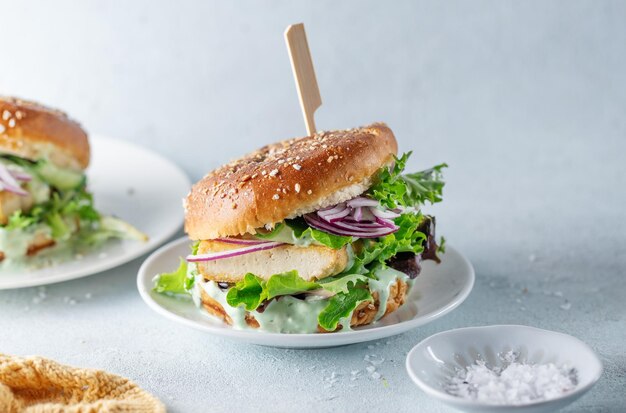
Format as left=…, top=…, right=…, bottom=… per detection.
left=0, top=135, right=191, bottom=290
left=137, top=236, right=475, bottom=348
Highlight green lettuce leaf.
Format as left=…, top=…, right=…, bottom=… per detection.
left=368, top=151, right=447, bottom=209
left=308, top=228, right=352, bottom=249
left=46, top=211, right=70, bottom=239
left=318, top=286, right=372, bottom=331
left=317, top=273, right=369, bottom=294
left=255, top=219, right=352, bottom=250
left=226, top=273, right=267, bottom=311
left=5, top=211, right=37, bottom=231
left=254, top=222, right=285, bottom=239
left=265, top=270, right=320, bottom=299
left=347, top=213, right=427, bottom=274
left=438, top=236, right=446, bottom=254
left=286, top=218, right=352, bottom=249
left=154, top=258, right=193, bottom=294
left=222, top=269, right=375, bottom=331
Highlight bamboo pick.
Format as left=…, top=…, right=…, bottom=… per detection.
left=284, top=23, right=322, bottom=136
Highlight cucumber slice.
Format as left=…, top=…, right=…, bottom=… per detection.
left=34, top=161, right=85, bottom=190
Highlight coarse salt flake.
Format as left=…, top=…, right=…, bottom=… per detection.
left=445, top=351, right=577, bottom=405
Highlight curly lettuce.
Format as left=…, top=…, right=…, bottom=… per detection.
left=368, top=151, right=447, bottom=209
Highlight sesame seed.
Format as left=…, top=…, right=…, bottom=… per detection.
left=262, top=170, right=267, bottom=176
left=15, top=110, right=24, bottom=120
left=7, top=118, right=15, bottom=128
left=295, top=183, right=301, bottom=193
left=277, top=159, right=285, bottom=164
left=2, top=110, right=10, bottom=121
left=272, top=194, right=280, bottom=200
left=241, top=174, right=251, bottom=182
left=269, top=169, right=279, bottom=177
left=327, top=156, right=333, bottom=163
left=293, top=164, right=301, bottom=170
left=307, top=189, right=313, bottom=195
left=251, top=173, right=258, bottom=179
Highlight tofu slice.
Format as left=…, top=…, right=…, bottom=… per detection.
left=0, top=190, right=34, bottom=225
left=196, top=239, right=349, bottom=283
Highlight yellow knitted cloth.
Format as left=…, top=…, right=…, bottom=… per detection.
left=0, top=354, right=165, bottom=413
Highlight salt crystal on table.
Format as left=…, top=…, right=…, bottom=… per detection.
left=364, top=354, right=384, bottom=365
left=560, top=302, right=572, bottom=311
left=366, top=366, right=376, bottom=374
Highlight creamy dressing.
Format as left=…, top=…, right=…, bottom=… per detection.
left=368, top=266, right=408, bottom=320
left=0, top=225, right=52, bottom=259
left=190, top=264, right=410, bottom=334
left=254, top=296, right=328, bottom=333
left=1, top=220, right=103, bottom=271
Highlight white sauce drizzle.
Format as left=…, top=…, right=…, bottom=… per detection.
left=190, top=264, right=409, bottom=333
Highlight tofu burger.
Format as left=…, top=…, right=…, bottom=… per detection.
left=154, top=123, right=446, bottom=333
left=0, top=97, right=146, bottom=266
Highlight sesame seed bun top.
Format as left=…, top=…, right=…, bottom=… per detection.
left=0, top=97, right=90, bottom=170
left=184, top=122, right=398, bottom=240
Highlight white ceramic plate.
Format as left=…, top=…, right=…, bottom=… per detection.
left=0, top=136, right=191, bottom=289
left=137, top=237, right=475, bottom=348
left=406, top=325, right=603, bottom=413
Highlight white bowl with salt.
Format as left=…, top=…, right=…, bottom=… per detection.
left=405, top=325, right=602, bottom=413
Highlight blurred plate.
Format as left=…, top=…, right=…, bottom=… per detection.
left=0, top=135, right=191, bottom=289
left=138, top=237, right=475, bottom=348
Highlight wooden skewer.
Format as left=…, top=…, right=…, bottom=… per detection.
left=284, top=23, right=322, bottom=136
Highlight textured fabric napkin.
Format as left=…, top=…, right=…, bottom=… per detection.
left=0, top=354, right=165, bottom=413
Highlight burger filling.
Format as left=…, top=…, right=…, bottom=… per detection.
left=155, top=152, right=446, bottom=333
left=0, top=155, right=146, bottom=263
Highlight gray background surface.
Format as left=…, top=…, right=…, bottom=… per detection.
left=0, top=1, right=625, bottom=412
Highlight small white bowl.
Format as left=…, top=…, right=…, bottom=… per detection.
left=406, top=325, right=602, bottom=413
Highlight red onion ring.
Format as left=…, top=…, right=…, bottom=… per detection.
left=0, top=163, right=28, bottom=196
left=187, top=241, right=285, bottom=262
left=216, top=237, right=272, bottom=245
left=346, top=197, right=380, bottom=208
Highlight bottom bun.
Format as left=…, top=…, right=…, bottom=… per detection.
left=198, top=278, right=408, bottom=333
